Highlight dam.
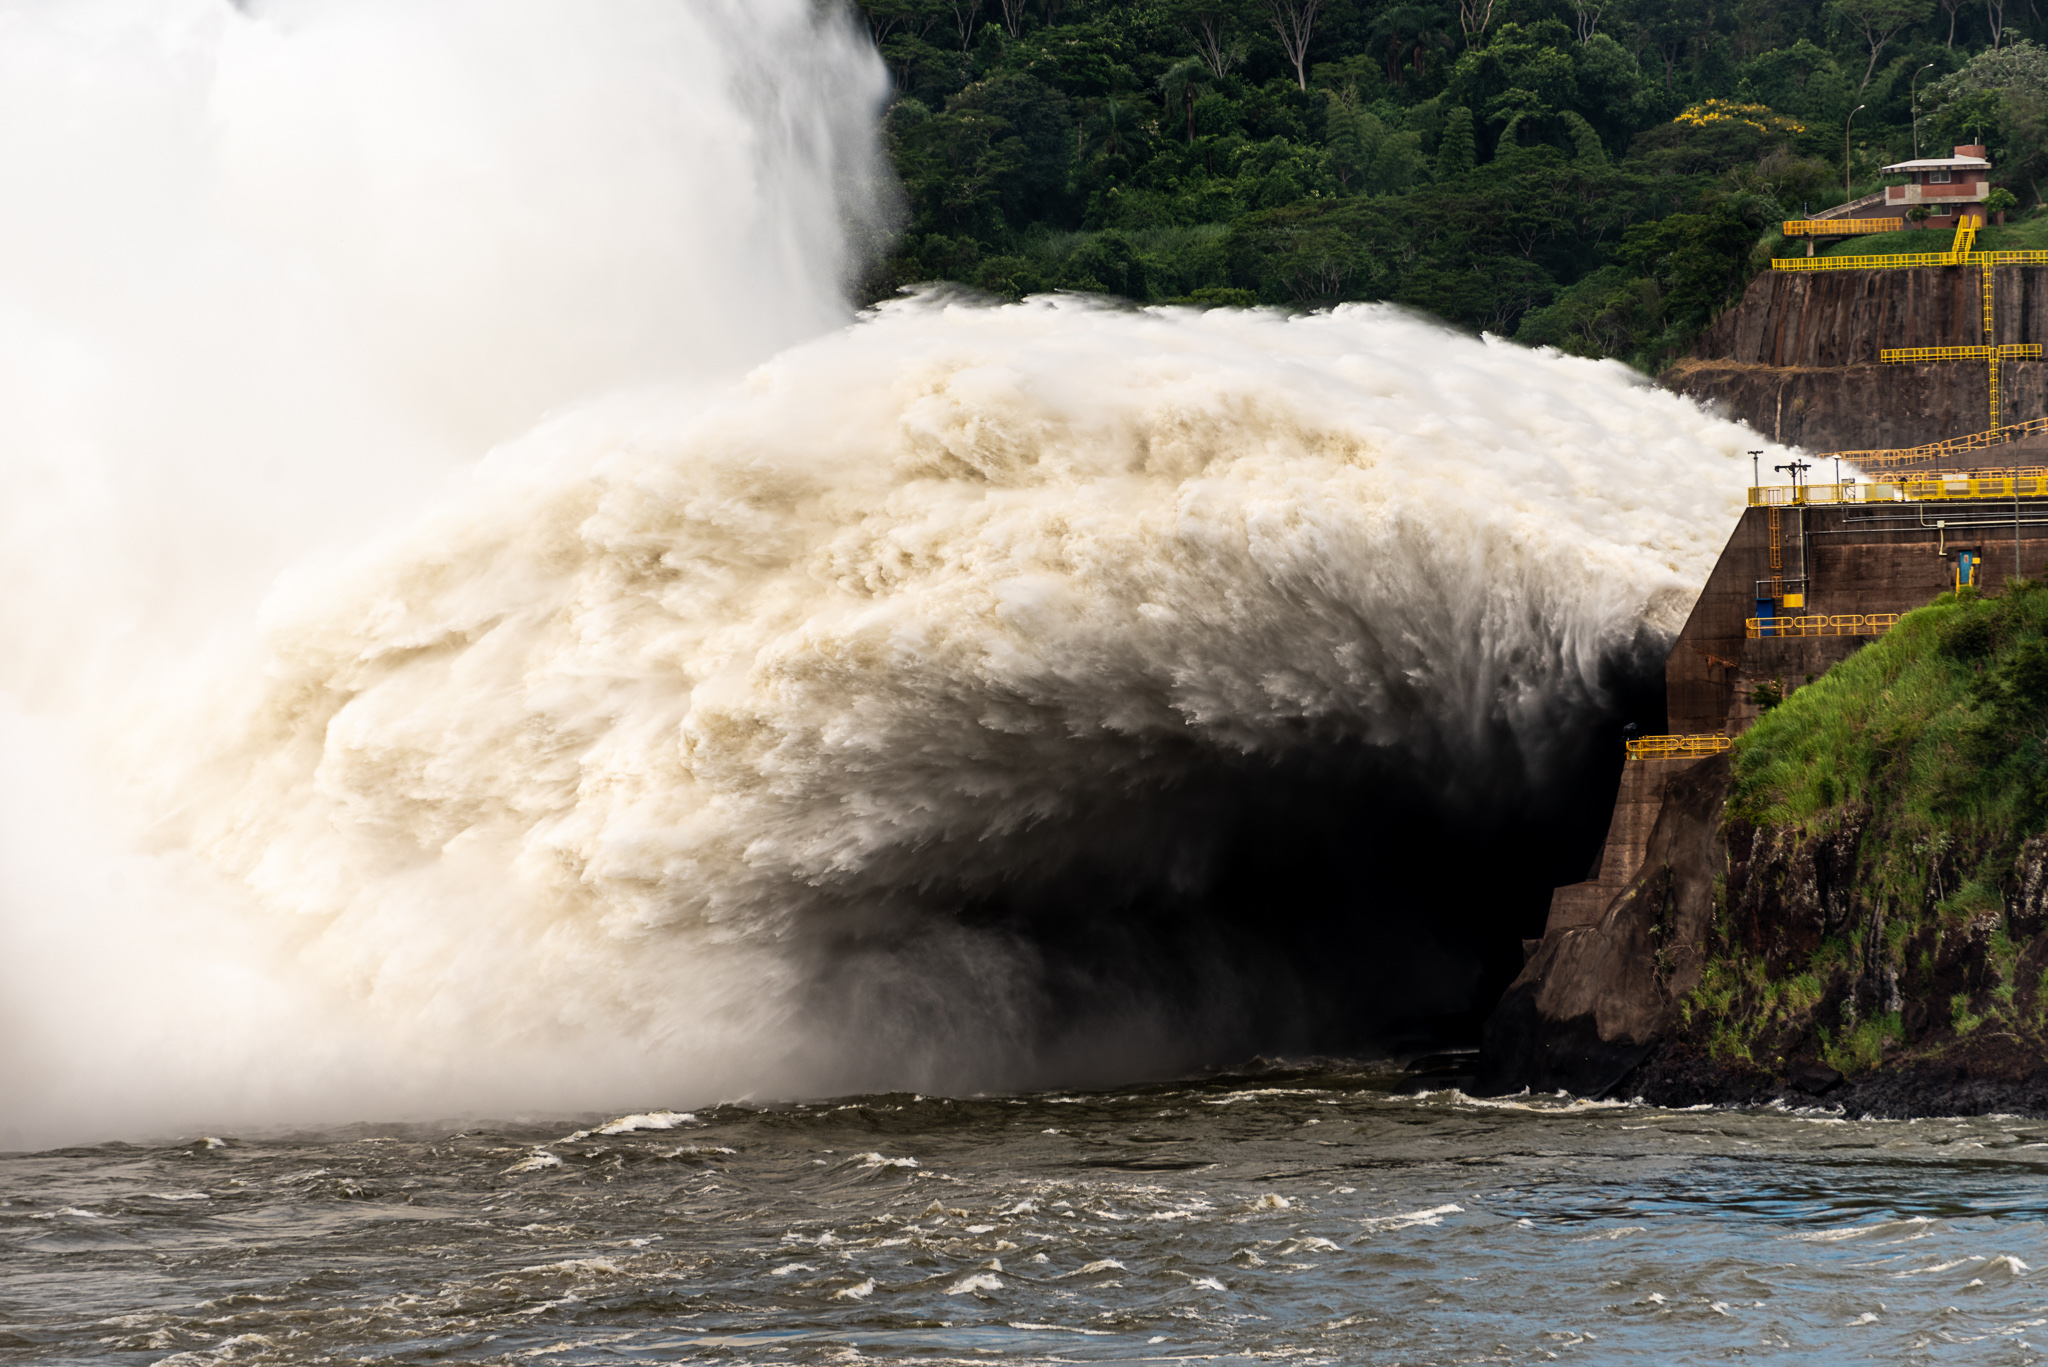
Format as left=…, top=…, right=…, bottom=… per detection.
left=1491, top=191, right=2048, bottom=1092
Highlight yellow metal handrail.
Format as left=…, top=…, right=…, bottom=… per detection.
left=1626, top=734, right=1734, bottom=761
left=1820, top=415, right=2048, bottom=468
left=1880, top=344, right=2044, bottom=363
left=1896, top=474, right=2048, bottom=500
left=1773, top=250, right=1967, bottom=271
left=1748, top=475, right=2048, bottom=505
left=1745, top=613, right=1901, bottom=639
left=1781, top=218, right=1909, bottom=236
left=1747, top=482, right=1898, bottom=505
left=1771, top=249, right=2048, bottom=272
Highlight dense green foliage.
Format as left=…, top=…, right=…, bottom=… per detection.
left=1731, top=582, right=2048, bottom=837
left=856, top=0, right=2048, bottom=368
left=1691, top=581, right=2048, bottom=1075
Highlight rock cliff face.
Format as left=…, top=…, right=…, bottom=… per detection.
left=1483, top=754, right=2048, bottom=1115
left=1663, top=264, right=2048, bottom=451
left=1483, top=589, right=2048, bottom=1117
left=1481, top=755, right=1731, bottom=1097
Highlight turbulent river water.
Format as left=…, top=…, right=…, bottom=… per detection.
left=7, top=9, right=2043, bottom=1364
left=9, top=1064, right=2048, bottom=1366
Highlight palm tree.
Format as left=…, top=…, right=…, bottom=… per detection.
left=1371, top=4, right=1454, bottom=88
left=1096, top=98, right=1139, bottom=157
left=1159, top=59, right=1210, bottom=144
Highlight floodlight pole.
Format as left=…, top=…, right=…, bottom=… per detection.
left=1911, top=64, right=1935, bottom=159
left=1846, top=104, right=1867, bottom=207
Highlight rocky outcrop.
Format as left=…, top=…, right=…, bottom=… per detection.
left=1483, top=761, right=2048, bottom=1116
left=1661, top=263, right=2048, bottom=452
left=1625, top=801, right=2048, bottom=1116
left=1479, top=755, right=1732, bottom=1096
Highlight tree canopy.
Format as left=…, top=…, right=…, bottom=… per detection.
left=855, top=0, right=2048, bottom=370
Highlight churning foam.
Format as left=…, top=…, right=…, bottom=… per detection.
left=0, top=3, right=1789, bottom=1146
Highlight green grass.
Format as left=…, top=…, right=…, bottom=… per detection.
left=1821, top=1013, right=1904, bottom=1074
left=1767, top=209, right=2048, bottom=264
left=1678, top=583, right=2048, bottom=1071
left=1729, top=584, right=2048, bottom=843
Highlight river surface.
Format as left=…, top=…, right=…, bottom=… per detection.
left=5, top=1062, right=2048, bottom=1365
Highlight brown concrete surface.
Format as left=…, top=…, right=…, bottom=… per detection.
left=1484, top=754, right=1735, bottom=1096
left=1542, top=492, right=2048, bottom=964
left=1545, top=756, right=1708, bottom=934
left=1663, top=501, right=2048, bottom=734
left=1663, top=264, right=2048, bottom=453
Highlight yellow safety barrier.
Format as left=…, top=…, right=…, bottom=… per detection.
left=1781, top=218, right=1909, bottom=236
left=1773, top=251, right=1968, bottom=271
left=1748, top=474, right=2048, bottom=505
left=1880, top=344, right=2043, bottom=362
left=1626, top=734, right=1734, bottom=761
left=1820, top=415, right=2048, bottom=468
left=1771, top=249, right=2048, bottom=272
left=1897, top=473, right=2048, bottom=500
left=1745, top=613, right=1901, bottom=639
left=1748, top=482, right=1901, bottom=505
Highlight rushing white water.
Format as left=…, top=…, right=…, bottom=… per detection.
left=0, top=2, right=1787, bottom=1146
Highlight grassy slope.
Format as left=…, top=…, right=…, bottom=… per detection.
left=1762, top=213, right=2048, bottom=263
left=1685, top=581, right=2048, bottom=1076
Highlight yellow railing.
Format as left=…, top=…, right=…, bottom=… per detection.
left=1773, top=250, right=1967, bottom=271
left=1781, top=218, right=1907, bottom=236
left=1748, top=482, right=1898, bottom=505
left=1745, top=613, right=1901, bottom=639
left=1771, top=249, right=2048, bottom=272
left=1820, top=415, right=2048, bottom=468
left=1880, top=344, right=2043, bottom=363
left=1626, top=734, right=1734, bottom=761
left=1897, top=473, right=2048, bottom=500
left=1749, top=474, right=2048, bottom=505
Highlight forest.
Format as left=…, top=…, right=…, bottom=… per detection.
left=852, top=0, right=2048, bottom=369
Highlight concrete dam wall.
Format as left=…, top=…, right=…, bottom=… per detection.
left=1665, top=263, right=2048, bottom=452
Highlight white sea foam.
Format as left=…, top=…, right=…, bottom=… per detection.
left=1060, top=1259, right=1128, bottom=1278
left=852, top=1153, right=921, bottom=1170
left=946, top=1272, right=1003, bottom=1296
left=502, top=1151, right=562, bottom=1175
left=0, top=1, right=1784, bottom=1144
left=517, top=1258, right=624, bottom=1277
left=594, top=1111, right=696, bottom=1136
left=1360, top=1203, right=1464, bottom=1232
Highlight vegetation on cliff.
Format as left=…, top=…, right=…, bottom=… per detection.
left=1679, top=579, right=2048, bottom=1085
left=855, top=1, right=2048, bottom=369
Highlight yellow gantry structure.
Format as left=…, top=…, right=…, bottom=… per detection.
left=1779, top=218, right=1911, bottom=236
left=1743, top=613, right=1901, bottom=639
left=1624, top=735, right=1734, bottom=761
left=1879, top=343, right=2043, bottom=427
left=1817, top=414, right=2048, bottom=469
left=1878, top=344, right=2041, bottom=362
left=1748, top=471, right=2048, bottom=505
left=1769, top=215, right=2032, bottom=428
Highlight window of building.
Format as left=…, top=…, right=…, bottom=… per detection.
left=1929, top=168, right=1953, bottom=183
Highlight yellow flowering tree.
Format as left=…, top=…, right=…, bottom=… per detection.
left=1673, top=100, right=1807, bottom=138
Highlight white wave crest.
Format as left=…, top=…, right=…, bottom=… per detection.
left=0, top=5, right=1786, bottom=1146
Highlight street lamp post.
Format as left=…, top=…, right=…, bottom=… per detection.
left=1846, top=103, right=1867, bottom=208
left=1911, top=63, right=1935, bottom=158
